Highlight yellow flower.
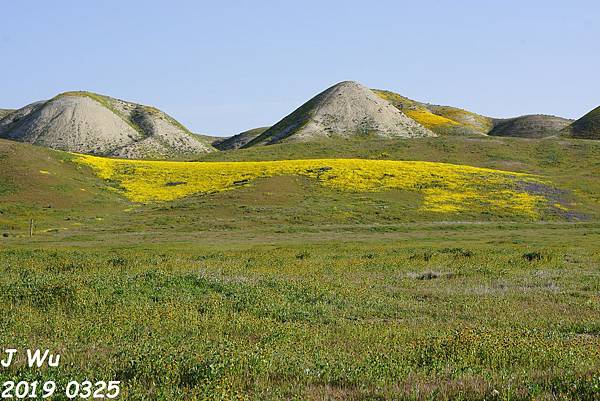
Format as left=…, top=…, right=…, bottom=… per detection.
left=74, top=154, right=551, bottom=218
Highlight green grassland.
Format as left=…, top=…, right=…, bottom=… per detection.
left=1, top=242, right=599, bottom=400
left=1, top=137, right=600, bottom=400
left=3, top=135, right=600, bottom=241
left=197, top=136, right=600, bottom=219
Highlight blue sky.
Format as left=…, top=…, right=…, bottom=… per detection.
left=1, top=0, right=599, bottom=136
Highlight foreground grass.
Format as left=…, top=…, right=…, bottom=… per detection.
left=2, top=137, right=600, bottom=400
left=1, top=244, right=599, bottom=400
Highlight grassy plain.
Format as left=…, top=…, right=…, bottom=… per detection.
left=1, top=240, right=599, bottom=400
left=1, top=137, right=600, bottom=400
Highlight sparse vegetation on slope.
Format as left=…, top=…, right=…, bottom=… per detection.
left=0, top=91, right=215, bottom=159
left=247, top=81, right=433, bottom=146
left=373, top=89, right=494, bottom=136
left=429, top=104, right=494, bottom=133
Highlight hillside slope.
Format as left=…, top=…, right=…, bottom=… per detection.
left=563, top=105, right=600, bottom=140
left=214, top=127, right=270, bottom=150
left=245, top=81, right=434, bottom=147
left=2, top=136, right=599, bottom=242
left=76, top=152, right=573, bottom=220
left=489, top=115, right=573, bottom=138
left=0, top=92, right=215, bottom=159
left=373, top=90, right=494, bottom=136
left=375, top=89, right=577, bottom=139
left=0, top=139, right=126, bottom=233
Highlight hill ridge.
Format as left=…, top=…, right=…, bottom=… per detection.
left=489, top=114, right=573, bottom=138
left=0, top=91, right=215, bottom=159
left=373, top=89, right=494, bottom=136
left=214, top=127, right=270, bottom=150
left=245, top=81, right=434, bottom=147
left=562, top=105, right=600, bottom=139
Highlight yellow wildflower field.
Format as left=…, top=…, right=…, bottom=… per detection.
left=74, top=154, right=550, bottom=217
left=403, top=109, right=459, bottom=128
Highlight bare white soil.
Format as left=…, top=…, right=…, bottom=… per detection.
left=0, top=94, right=214, bottom=158
left=251, top=81, right=435, bottom=146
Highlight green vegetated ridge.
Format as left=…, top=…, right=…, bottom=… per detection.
left=2, top=135, right=600, bottom=242
left=563, top=105, right=600, bottom=139
left=373, top=89, right=580, bottom=139
left=489, top=115, right=573, bottom=138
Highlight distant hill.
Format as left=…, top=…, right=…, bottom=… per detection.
left=373, top=90, right=493, bottom=136
left=214, top=127, right=270, bottom=150
left=562, top=106, right=600, bottom=140
left=0, top=92, right=215, bottom=159
left=2, top=84, right=591, bottom=153
left=194, top=133, right=225, bottom=146
left=489, top=115, right=573, bottom=138
left=245, top=81, right=434, bottom=147
left=374, top=89, right=579, bottom=139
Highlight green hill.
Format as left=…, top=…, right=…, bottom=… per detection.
left=3, top=135, right=600, bottom=242
left=489, top=115, right=573, bottom=138
left=0, top=139, right=125, bottom=234
left=563, top=105, right=600, bottom=139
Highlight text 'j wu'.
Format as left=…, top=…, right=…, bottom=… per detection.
left=1, top=349, right=61, bottom=368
